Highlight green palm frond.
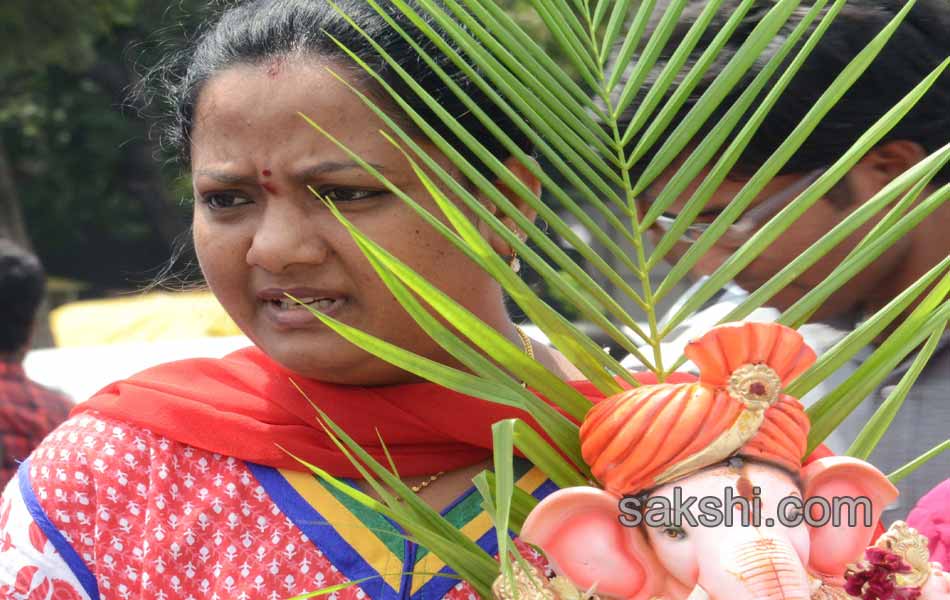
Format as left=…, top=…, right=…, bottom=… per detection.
left=847, top=326, right=947, bottom=463
left=889, top=440, right=950, bottom=485
left=805, top=270, right=950, bottom=452
left=298, top=0, right=948, bottom=593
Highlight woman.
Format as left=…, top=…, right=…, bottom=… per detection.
left=0, top=1, right=602, bottom=598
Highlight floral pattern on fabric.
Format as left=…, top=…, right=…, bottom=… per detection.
left=6, top=414, right=371, bottom=599
left=0, top=479, right=88, bottom=600
left=0, top=413, right=553, bottom=600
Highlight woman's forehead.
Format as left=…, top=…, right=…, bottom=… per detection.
left=194, top=58, right=382, bottom=133
left=189, top=60, right=404, bottom=168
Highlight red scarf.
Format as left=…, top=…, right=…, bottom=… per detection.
left=73, top=346, right=666, bottom=476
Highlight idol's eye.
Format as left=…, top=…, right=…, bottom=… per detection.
left=662, top=526, right=687, bottom=540
left=201, top=193, right=253, bottom=210
left=783, top=503, right=804, bottom=521
left=318, top=188, right=385, bottom=203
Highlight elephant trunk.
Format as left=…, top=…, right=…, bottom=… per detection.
left=717, top=536, right=812, bottom=600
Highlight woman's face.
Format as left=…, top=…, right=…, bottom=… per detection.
left=189, top=57, right=509, bottom=385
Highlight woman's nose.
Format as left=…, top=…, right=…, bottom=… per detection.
left=245, top=201, right=330, bottom=273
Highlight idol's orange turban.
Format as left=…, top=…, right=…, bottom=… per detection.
left=580, top=322, right=815, bottom=496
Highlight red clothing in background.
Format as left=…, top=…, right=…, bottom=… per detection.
left=0, top=360, right=71, bottom=485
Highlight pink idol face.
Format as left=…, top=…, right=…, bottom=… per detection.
left=643, top=462, right=811, bottom=590
left=189, top=58, right=498, bottom=385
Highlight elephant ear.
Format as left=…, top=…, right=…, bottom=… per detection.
left=520, top=487, right=666, bottom=599
left=801, top=456, right=899, bottom=577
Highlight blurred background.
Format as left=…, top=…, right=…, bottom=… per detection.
left=2, top=2, right=206, bottom=298
left=2, top=2, right=234, bottom=400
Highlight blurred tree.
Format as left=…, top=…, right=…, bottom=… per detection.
left=0, top=145, right=29, bottom=247
left=0, top=0, right=214, bottom=288
left=1, top=0, right=135, bottom=249
left=0, top=1, right=542, bottom=291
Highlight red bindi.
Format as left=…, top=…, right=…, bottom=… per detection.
left=261, top=169, right=272, bottom=177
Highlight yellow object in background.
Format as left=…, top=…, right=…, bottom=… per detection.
left=50, top=291, right=242, bottom=347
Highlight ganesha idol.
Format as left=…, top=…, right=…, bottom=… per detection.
left=500, top=323, right=950, bottom=600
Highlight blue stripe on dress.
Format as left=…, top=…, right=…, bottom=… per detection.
left=411, top=472, right=561, bottom=600
left=246, top=462, right=399, bottom=600
left=410, top=519, right=500, bottom=600
left=17, top=458, right=101, bottom=600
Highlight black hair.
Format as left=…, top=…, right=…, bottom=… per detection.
left=0, top=240, right=45, bottom=354
left=148, top=0, right=531, bottom=178
left=622, top=0, right=950, bottom=184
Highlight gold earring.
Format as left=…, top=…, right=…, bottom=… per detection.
left=508, top=231, right=526, bottom=273
left=508, top=250, right=521, bottom=273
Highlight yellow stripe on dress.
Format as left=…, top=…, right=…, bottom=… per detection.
left=280, top=469, right=405, bottom=590
left=410, top=466, right=550, bottom=594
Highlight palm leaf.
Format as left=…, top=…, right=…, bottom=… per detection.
left=285, top=0, right=949, bottom=593
left=624, top=0, right=803, bottom=185
left=786, top=255, right=950, bottom=399
left=478, top=471, right=540, bottom=535
left=847, top=325, right=947, bottom=461
left=491, top=420, right=517, bottom=592
left=806, top=277, right=950, bottom=453
left=642, top=0, right=837, bottom=258
left=654, top=16, right=944, bottom=319
left=889, top=441, right=950, bottom=485
left=328, top=0, right=651, bottom=311
left=295, top=403, right=500, bottom=596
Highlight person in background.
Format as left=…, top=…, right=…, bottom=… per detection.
left=0, top=239, right=71, bottom=485
left=623, top=0, right=950, bottom=517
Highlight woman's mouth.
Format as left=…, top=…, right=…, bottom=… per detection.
left=271, top=297, right=338, bottom=311
left=257, top=288, right=348, bottom=329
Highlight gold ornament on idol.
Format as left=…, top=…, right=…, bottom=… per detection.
left=492, top=562, right=601, bottom=600
left=870, top=520, right=933, bottom=587
left=653, top=362, right=782, bottom=487
left=841, top=520, right=939, bottom=600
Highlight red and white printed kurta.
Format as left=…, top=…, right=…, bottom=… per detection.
left=0, top=413, right=554, bottom=600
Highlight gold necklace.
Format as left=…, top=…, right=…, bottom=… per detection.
left=515, top=325, right=534, bottom=359
left=411, top=471, right=445, bottom=493
left=402, top=327, right=535, bottom=496
left=395, top=471, right=445, bottom=501
left=515, top=325, right=535, bottom=388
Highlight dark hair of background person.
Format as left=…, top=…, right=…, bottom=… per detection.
left=143, top=0, right=533, bottom=179
left=621, top=0, right=950, bottom=189
left=0, top=240, right=46, bottom=355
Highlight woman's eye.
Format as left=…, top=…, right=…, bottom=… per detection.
left=202, top=193, right=252, bottom=210
left=662, top=526, right=687, bottom=540
left=320, top=188, right=383, bottom=203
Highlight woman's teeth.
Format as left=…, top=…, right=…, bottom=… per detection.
left=275, top=297, right=336, bottom=310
